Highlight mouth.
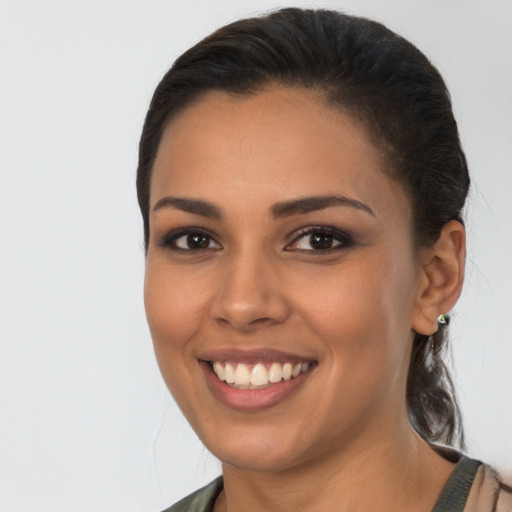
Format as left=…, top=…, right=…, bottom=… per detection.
left=208, top=360, right=312, bottom=389
left=198, top=349, right=317, bottom=411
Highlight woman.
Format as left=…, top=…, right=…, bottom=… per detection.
left=137, top=8, right=511, bottom=512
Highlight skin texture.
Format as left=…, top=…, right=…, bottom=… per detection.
left=144, top=87, right=466, bottom=511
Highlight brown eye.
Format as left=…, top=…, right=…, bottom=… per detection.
left=286, top=227, right=353, bottom=252
left=174, top=232, right=221, bottom=250
left=293, top=232, right=340, bottom=250
left=183, top=233, right=210, bottom=249
left=309, top=233, right=335, bottom=249
left=159, top=229, right=222, bottom=251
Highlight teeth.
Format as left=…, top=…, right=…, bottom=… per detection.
left=282, top=362, right=293, bottom=380
left=250, top=363, right=268, bottom=386
left=234, top=363, right=251, bottom=386
left=225, top=363, right=235, bottom=384
left=212, top=360, right=312, bottom=388
left=268, top=362, right=283, bottom=383
left=213, top=362, right=225, bottom=381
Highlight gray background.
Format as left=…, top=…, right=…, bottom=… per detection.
left=1, top=1, right=511, bottom=511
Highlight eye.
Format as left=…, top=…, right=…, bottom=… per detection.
left=286, top=227, right=353, bottom=252
left=158, top=228, right=221, bottom=251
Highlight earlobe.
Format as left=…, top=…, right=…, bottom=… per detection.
left=411, top=220, right=466, bottom=336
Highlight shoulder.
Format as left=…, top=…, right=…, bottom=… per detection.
left=161, top=477, right=224, bottom=512
left=431, top=446, right=512, bottom=512
left=496, top=481, right=512, bottom=512
left=466, top=463, right=512, bottom=512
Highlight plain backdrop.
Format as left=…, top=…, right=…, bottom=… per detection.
left=1, top=1, right=511, bottom=511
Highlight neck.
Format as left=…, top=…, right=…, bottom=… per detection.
left=215, top=422, right=455, bottom=512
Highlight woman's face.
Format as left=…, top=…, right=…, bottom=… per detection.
left=145, top=87, right=425, bottom=472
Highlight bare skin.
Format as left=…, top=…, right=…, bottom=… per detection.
left=216, top=435, right=455, bottom=512
left=144, top=87, right=465, bottom=512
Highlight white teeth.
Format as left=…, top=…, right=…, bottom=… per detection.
left=268, top=362, right=283, bottom=383
left=211, top=360, right=312, bottom=388
left=250, top=363, right=269, bottom=386
left=234, top=363, right=251, bottom=386
left=224, top=363, right=235, bottom=384
left=213, top=362, right=225, bottom=381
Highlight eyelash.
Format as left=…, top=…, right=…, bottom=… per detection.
left=157, top=227, right=221, bottom=252
left=157, top=226, right=354, bottom=253
left=286, top=226, right=354, bottom=253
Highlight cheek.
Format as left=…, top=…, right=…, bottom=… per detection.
left=293, top=253, right=417, bottom=372
left=143, top=263, right=212, bottom=418
left=143, top=263, right=208, bottom=354
left=290, top=259, right=417, bottom=434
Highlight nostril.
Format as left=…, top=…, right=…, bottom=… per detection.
left=210, top=269, right=291, bottom=330
left=214, top=315, right=274, bottom=332
left=249, top=317, right=275, bottom=327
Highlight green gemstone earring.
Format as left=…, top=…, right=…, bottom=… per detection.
left=437, top=314, right=448, bottom=325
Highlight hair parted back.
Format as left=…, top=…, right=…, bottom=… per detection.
left=137, top=8, right=469, bottom=448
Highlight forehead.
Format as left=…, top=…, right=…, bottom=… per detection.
left=150, top=87, right=410, bottom=222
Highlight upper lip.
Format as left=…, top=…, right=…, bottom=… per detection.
left=198, top=347, right=317, bottom=364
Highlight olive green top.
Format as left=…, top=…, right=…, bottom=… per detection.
left=162, top=478, right=222, bottom=512
left=162, top=453, right=512, bottom=512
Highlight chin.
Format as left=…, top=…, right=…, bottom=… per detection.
left=218, top=447, right=303, bottom=473
left=198, top=422, right=318, bottom=473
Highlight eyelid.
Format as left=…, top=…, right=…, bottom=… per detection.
left=157, top=226, right=222, bottom=250
left=156, top=225, right=353, bottom=252
left=285, top=225, right=354, bottom=251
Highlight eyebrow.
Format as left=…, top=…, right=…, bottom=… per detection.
left=152, top=194, right=375, bottom=220
left=152, top=197, right=222, bottom=219
left=272, top=195, right=375, bottom=218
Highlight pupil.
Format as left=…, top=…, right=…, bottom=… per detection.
left=187, top=233, right=209, bottom=249
left=311, top=233, right=333, bottom=249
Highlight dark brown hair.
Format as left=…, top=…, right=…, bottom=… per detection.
left=137, top=8, right=469, bottom=448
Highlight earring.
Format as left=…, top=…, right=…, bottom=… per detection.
left=437, top=313, right=449, bottom=325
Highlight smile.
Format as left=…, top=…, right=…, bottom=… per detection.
left=211, top=361, right=311, bottom=389
left=199, top=349, right=317, bottom=411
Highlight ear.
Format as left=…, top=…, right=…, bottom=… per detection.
left=411, top=220, right=466, bottom=336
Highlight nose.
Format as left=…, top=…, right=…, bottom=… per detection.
left=210, top=253, right=291, bottom=332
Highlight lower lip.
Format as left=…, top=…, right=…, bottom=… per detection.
left=200, top=361, right=312, bottom=412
